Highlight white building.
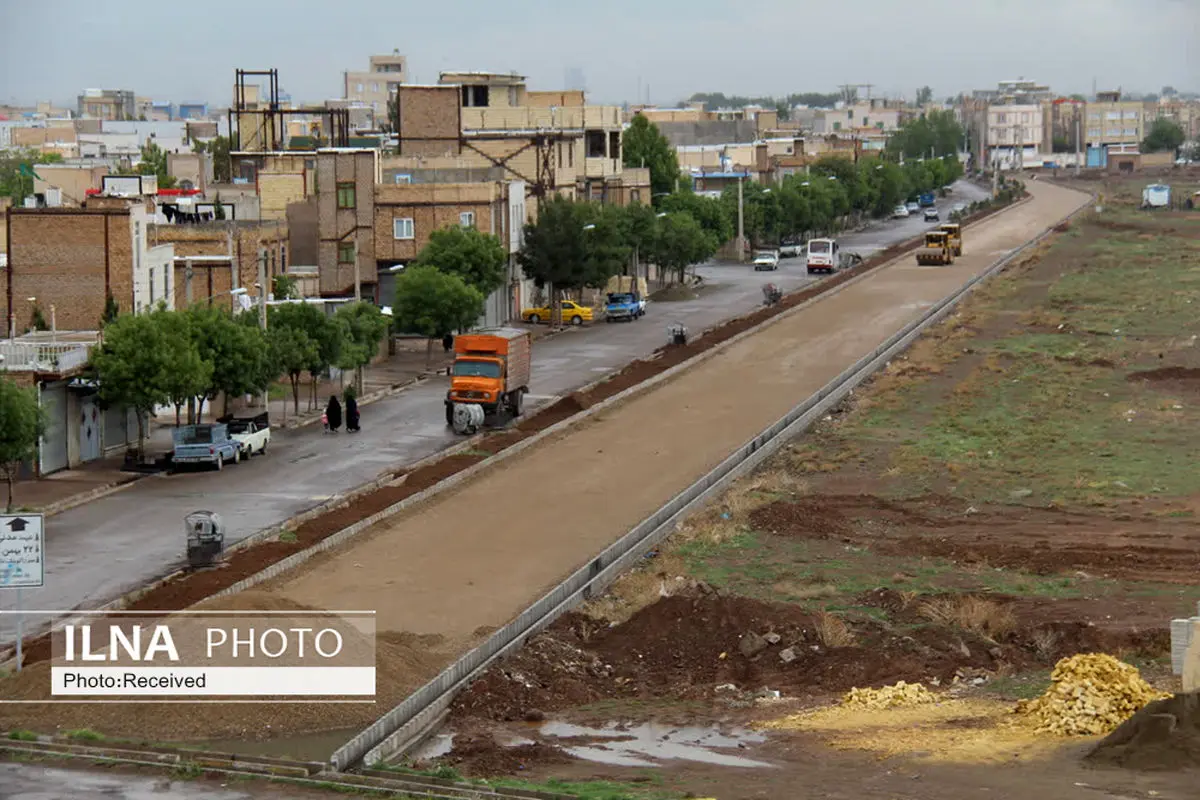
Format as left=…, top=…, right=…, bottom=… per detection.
left=987, top=103, right=1044, bottom=169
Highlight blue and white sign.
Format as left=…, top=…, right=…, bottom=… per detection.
left=0, top=514, right=44, bottom=588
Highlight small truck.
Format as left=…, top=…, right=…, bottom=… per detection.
left=171, top=423, right=240, bottom=471
left=915, top=230, right=955, bottom=266
left=605, top=291, right=644, bottom=322
left=225, top=412, right=271, bottom=458
left=445, top=327, right=532, bottom=426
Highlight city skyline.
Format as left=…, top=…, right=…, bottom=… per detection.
left=2, top=0, right=1197, bottom=109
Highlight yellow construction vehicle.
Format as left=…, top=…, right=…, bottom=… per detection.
left=915, top=230, right=955, bottom=266
left=939, top=223, right=963, bottom=257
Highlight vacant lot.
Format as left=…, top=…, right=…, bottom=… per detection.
left=432, top=185, right=1200, bottom=799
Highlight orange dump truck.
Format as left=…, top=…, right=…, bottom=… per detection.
left=444, top=327, right=532, bottom=425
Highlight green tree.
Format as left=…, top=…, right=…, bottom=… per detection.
left=582, top=203, right=632, bottom=288
left=186, top=305, right=270, bottom=418
left=1142, top=117, right=1186, bottom=153
left=392, top=266, right=484, bottom=367
left=660, top=188, right=733, bottom=244
left=136, top=141, right=178, bottom=189
left=519, top=196, right=614, bottom=325
left=0, top=150, right=64, bottom=203
left=192, top=135, right=232, bottom=183
left=100, top=296, right=120, bottom=328
left=333, top=301, right=390, bottom=392
left=90, top=312, right=198, bottom=457
left=265, top=324, right=317, bottom=415
left=269, top=302, right=344, bottom=410
left=621, top=201, right=661, bottom=279
left=272, top=274, right=299, bottom=300
left=886, top=109, right=965, bottom=160
left=916, top=86, right=934, bottom=106
left=650, top=212, right=718, bottom=284
left=0, top=378, right=45, bottom=511
left=152, top=309, right=213, bottom=425
left=623, top=114, right=681, bottom=200
left=413, top=225, right=508, bottom=296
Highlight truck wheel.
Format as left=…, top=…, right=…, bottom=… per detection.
left=512, top=390, right=524, bottom=417
left=571, top=315, right=583, bottom=326
left=445, top=404, right=454, bottom=426
left=260, top=442, right=267, bottom=456
left=233, top=448, right=240, bottom=465
left=528, top=314, right=540, bottom=324
left=215, top=455, right=224, bottom=471
left=606, top=317, right=612, bottom=323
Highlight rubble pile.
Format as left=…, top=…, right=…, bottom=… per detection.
left=841, top=680, right=937, bottom=710
left=1015, top=654, right=1169, bottom=736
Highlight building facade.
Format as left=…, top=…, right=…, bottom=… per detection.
left=77, top=89, right=136, bottom=121
left=344, top=52, right=408, bottom=122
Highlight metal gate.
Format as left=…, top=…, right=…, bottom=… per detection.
left=79, top=395, right=101, bottom=463
left=40, top=382, right=69, bottom=474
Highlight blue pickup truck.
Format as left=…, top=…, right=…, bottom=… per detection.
left=605, top=292, right=645, bottom=322
left=172, top=423, right=241, bottom=471
left=918, top=192, right=936, bottom=208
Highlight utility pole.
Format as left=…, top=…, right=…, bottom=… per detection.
left=258, top=250, right=269, bottom=411
left=736, top=176, right=745, bottom=264
left=353, top=240, right=361, bottom=301
left=1080, top=110, right=1089, bottom=175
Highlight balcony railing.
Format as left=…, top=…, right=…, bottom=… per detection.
left=0, top=341, right=94, bottom=374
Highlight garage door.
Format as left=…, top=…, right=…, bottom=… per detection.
left=40, top=383, right=69, bottom=474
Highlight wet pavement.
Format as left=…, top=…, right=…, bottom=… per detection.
left=0, top=182, right=988, bottom=644
left=0, top=762, right=333, bottom=799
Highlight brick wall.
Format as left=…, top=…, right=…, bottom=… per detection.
left=153, top=222, right=288, bottom=304
left=316, top=151, right=377, bottom=296
left=4, top=208, right=133, bottom=331
left=259, top=173, right=306, bottom=220
left=373, top=183, right=502, bottom=262
left=396, top=86, right=461, bottom=157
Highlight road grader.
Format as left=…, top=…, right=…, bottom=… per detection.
left=915, top=230, right=956, bottom=266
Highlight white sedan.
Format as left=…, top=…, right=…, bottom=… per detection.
left=892, top=205, right=910, bottom=219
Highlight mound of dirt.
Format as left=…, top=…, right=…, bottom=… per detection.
left=1015, top=654, right=1169, bottom=736
left=453, top=589, right=1153, bottom=724
left=1085, top=692, right=1200, bottom=771
left=431, top=732, right=573, bottom=777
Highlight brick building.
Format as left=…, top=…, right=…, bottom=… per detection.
left=3, top=204, right=174, bottom=333
left=151, top=221, right=289, bottom=308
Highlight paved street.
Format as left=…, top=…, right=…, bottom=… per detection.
left=0, top=762, right=340, bottom=799
left=0, top=182, right=989, bottom=640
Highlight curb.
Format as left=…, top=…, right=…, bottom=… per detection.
left=34, top=473, right=145, bottom=518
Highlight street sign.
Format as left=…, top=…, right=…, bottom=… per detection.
left=0, top=513, right=44, bottom=588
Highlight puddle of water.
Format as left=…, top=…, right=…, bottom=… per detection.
left=537, top=721, right=772, bottom=769
left=411, top=733, right=455, bottom=761
left=194, top=727, right=358, bottom=762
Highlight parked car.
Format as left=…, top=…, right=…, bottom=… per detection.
left=226, top=413, right=271, bottom=458
left=521, top=300, right=593, bottom=326
left=171, top=423, right=240, bottom=471
left=604, top=292, right=645, bottom=322
left=753, top=250, right=780, bottom=271
left=906, top=201, right=920, bottom=215
left=892, top=204, right=910, bottom=219
left=779, top=242, right=804, bottom=258
left=923, top=207, right=940, bottom=222
left=952, top=202, right=967, bottom=214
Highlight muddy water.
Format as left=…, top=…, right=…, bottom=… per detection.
left=193, top=727, right=358, bottom=763
left=536, top=721, right=772, bottom=768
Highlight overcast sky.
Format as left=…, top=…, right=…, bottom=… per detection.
left=1, top=0, right=1196, bottom=108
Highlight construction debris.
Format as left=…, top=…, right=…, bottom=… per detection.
left=1015, top=654, right=1170, bottom=736
left=841, top=681, right=937, bottom=710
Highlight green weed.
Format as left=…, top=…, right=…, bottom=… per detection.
left=64, top=729, right=104, bottom=742
left=6, top=730, right=38, bottom=741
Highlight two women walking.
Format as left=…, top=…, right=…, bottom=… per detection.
left=323, top=389, right=361, bottom=433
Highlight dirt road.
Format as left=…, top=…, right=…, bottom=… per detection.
left=264, top=181, right=1089, bottom=646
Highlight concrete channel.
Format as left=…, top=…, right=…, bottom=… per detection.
left=324, top=185, right=1092, bottom=770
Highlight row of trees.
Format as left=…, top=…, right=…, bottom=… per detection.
left=89, top=300, right=389, bottom=456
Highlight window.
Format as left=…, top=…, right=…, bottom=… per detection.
left=862, top=117, right=869, bottom=126
left=1106, top=128, right=1121, bottom=137
left=459, top=211, right=475, bottom=228
left=996, top=113, right=1006, bottom=124
left=356, top=83, right=363, bottom=93
left=630, top=189, right=641, bottom=204
left=1106, top=111, right=1121, bottom=120
left=393, top=218, right=414, bottom=239
left=338, top=242, right=356, bottom=263
left=832, top=121, right=841, bottom=131
left=1089, top=112, right=1100, bottom=121
left=336, top=182, right=356, bottom=209
left=1124, top=111, right=1139, bottom=120
left=393, top=173, right=412, bottom=184
left=162, top=267, right=168, bottom=299
left=1088, top=128, right=1101, bottom=138
left=1124, top=128, right=1138, bottom=137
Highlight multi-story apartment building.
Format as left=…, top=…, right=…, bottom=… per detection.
left=77, top=89, right=136, bottom=121
left=343, top=51, right=407, bottom=123
left=1086, top=91, right=1145, bottom=148
left=815, top=99, right=904, bottom=134
left=986, top=103, right=1044, bottom=169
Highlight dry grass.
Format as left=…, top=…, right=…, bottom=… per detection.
left=1030, top=628, right=1060, bottom=660
left=773, top=581, right=838, bottom=601
left=814, top=612, right=857, bottom=648
left=919, top=595, right=1018, bottom=641
left=580, top=553, right=690, bottom=625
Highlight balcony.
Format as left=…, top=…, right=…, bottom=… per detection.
left=461, top=105, right=622, bottom=133
left=584, top=157, right=622, bottom=178
left=0, top=337, right=96, bottom=375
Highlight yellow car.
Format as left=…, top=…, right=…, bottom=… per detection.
left=521, top=300, right=593, bottom=326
